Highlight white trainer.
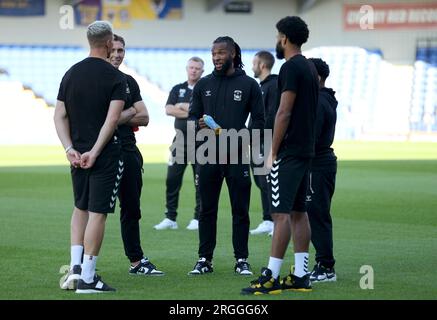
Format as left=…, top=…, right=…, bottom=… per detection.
left=250, top=220, right=274, bottom=235
left=153, top=218, right=178, bottom=230
left=186, top=219, right=199, bottom=230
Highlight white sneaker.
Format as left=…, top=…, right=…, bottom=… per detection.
left=153, top=218, right=178, bottom=230
left=250, top=220, right=274, bottom=235
left=235, top=258, right=253, bottom=275
left=186, top=219, right=199, bottom=230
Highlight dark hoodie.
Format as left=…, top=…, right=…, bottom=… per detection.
left=312, top=87, right=338, bottom=171
left=260, top=74, right=278, bottom=130
left=189, top=68, right=264, bottom=131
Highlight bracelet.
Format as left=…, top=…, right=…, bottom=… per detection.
left=65, top=145, right=73, bottom=153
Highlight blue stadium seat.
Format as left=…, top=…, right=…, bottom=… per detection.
left=411, top=46, right=437, bottom=131
left=12, top=44, right=436, bottom=135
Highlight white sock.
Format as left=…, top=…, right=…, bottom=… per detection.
left=267, top=257, right=283, bottom=279
left=70, top=245, right=83, bottom=269
left=81, top=254, right=98, bottom=283
left=294, top=252, right=309, bottom=277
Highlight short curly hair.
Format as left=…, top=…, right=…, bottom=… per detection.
left=309, top=58, right=330, bottom=81
left=276, top=16, right=309, bottom=47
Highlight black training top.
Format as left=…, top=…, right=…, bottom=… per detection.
left=57, top=57, right=127, bottom=153
left=276, top=54, right=319, bottom=158
left=118, top=74, right=142, bottom=151
left=261, top=74, right=279, bottom=130
left=189, top=68, right=264, bottom=132
left=167, top=81, right=193, bottom=133
left=312, top=87, right=338, bottom=171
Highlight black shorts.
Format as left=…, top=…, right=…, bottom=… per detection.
left=268, top=155, right=310, bottom=214
left=71, top=142, right=123, bottom=214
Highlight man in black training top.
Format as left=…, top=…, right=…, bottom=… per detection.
left=249, top=50, right=278, bottom=236
left=242, top=16, right=319, bottom=295
left=188, top=36, right=264, bottom=276
left=307, top=58, right=338, bottom=283
left=154, top=57, right=204, bottom=231
left=55, top=21, right=126, bottom=293
left=109, top=34, right=164, bottom=276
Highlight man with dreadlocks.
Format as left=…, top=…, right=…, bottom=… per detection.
left=188, top=36, right=265, bottom=276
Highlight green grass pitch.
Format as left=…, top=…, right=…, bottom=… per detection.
left=0, top=141, right=436, bottom=300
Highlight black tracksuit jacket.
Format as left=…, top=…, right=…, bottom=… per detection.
left=189, top=68, right=264, bottom=139
left=187, top=68, right=265, bottom=261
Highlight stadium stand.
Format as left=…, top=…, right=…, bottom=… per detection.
left=411, top=41, right=437, bottom=133
left=0, top=73, right=58, bottom=144
left=1, top=43, right=435, bottom=143
left=0, top=45, right=83, bottom=106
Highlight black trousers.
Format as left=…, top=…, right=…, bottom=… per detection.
left=165, top=163, right=200, bottom=221
left=119, top=147, right=144, bottom=263
left=307, top=170, right=336, bottom=268
left=197, top=163, right=251, bottom=261
left=250, top=163, right=271, bottom=221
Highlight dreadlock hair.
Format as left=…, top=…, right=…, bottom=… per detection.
left=213, top=36, right=244, bottom=69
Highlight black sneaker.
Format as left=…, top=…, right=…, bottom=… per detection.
left=281, top=273, right=312, bottom=292
left=188, top=257, right=213, bottom=275
left=75, top=275, right=116, bottom=294
left=234, top=258, right=253, bottom=275
left=129, top=258, right=165, bottom=276
left=60, top=265, right=81, bottom=290
left=241, top=267, right=282, bottom=295
left=310, top=263, right=336, bottom=282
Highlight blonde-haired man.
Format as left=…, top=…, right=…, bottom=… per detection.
left=56, top=21, right=126, bottom=293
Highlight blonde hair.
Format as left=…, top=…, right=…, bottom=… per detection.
left=188, top=56, right=204, bottom=67
left=87, top=21, right=113, bottom=48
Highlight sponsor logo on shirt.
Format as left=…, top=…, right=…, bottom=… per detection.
left=234, top=90, right=242, bottom=101
left=179, top=88, right=186, bottom=98
left=205, top=90, right=212, bottom=97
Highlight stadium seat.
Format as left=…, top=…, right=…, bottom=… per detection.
left=411, top=46, right=437, bottom=132
left=8, top=43, right=436, bottom=139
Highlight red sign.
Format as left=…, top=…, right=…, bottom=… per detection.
left=344, top=2, right=437, bottom=30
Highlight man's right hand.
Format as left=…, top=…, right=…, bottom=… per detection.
left=126, top=106, right=137, bottom=119
left=198, top=117, right=207, bottom=129
left=266, top=150, right=276, bottom=173
left=177, top=103, right=189, bottom=112
left=66, top=149, right=81, bottom=168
